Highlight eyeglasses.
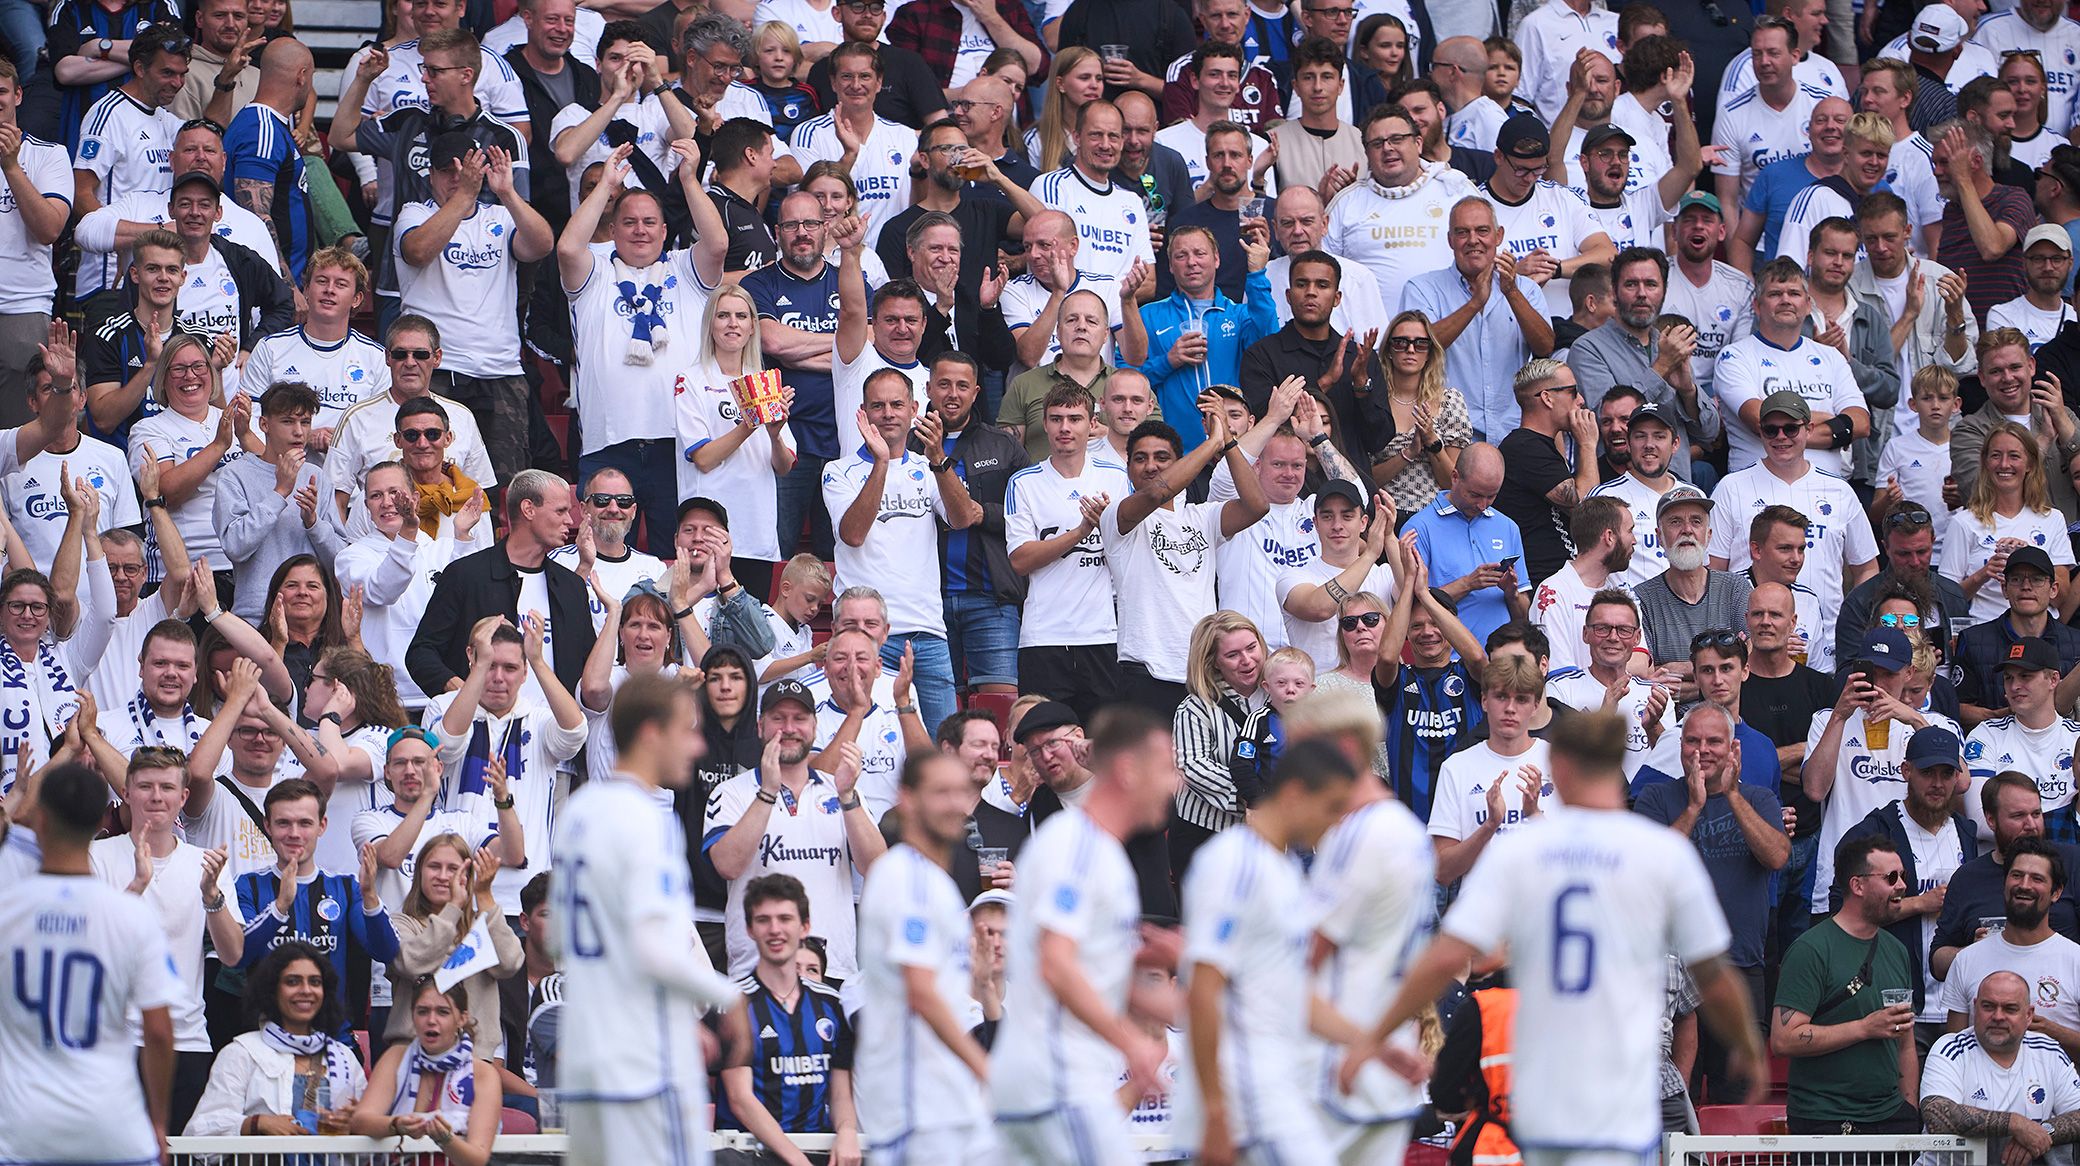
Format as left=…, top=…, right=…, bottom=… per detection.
left=1387, top=335, right=1432, bottom=352
left=1690, top=629, right=1744, bottom=652
left=389, top=347, right=434, bottom=362
left=587, top=492, right=637, bottom=508
left=232, top=726, right=281, bottom=741
left=2003, top=47, right=2043, bottom=58
left=1542, top=383, right=1581, bottom=398
left=1852, top=868, right=1906, bottom=885
left=776, top=218, right=822, bottom=233
left=3, top=600, right=46, bottom=616
left=1339, top=611, right=1384, bottom=631
left=419, top=62, right=471, bottom=76
left=398, top=427, right=446, bottom=444
left=1760, top=421, right=1805, bottom=437
left=839, top=0, right=884, bottom=9
left=167, top=360, right=210, bottom=379
left=924, top=142, right=966, bottom=155
left=1365, top=131, right=1418, bottom=150
left=1305, top=3, right=1355, bottom=13
left=1586, top=622, right=1640, bottom=639
left=1878, top=612, right=1923, bottom=629
left=106, top=563, right=146, bottom=578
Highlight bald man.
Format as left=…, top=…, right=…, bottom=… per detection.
left=1266, top=187, right=1388, bottom=337
left=1923, top=970, right=2080, bottom=1154
left=955, top=73, right=1040, bottom=193
left=223, top=37, right=316, bottom=281
left=1114, top=89, right=1194, bottom=228
left=1404, top=442, right=1531, bottom=643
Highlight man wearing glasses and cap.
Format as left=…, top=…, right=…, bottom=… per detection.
left=328, top=315, right=494, bottom=532
left=1478, top=113, right=1616, bottom=316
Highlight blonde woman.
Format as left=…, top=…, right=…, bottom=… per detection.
left=383, top=834, right=522, bottom=1055
left=1942, top=420, right=2074, bottom=624
left=1373, top=310, right=1471, bottom=514
left=1027, top=47, right=1102, bottom=172
left=1317, top=591, right=1392, bottom=781
left=126, top=330, right=258, bottom=573
left=1171, top=610, right=1270, bottom=881
left=675, top=284, right=797, bottom=571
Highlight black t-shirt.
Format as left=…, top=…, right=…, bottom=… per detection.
left=1493, top=428, right=1577, bottom=587
left=807, top=45, right=948, bottom=132
left=709, top=182, right=778, bottom=272
left=1742, top=665, right=1841, bottom=839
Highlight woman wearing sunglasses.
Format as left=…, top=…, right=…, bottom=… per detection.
left=1315, top=590, right=1393, bottom=781
left=1170, top=609, right=1271, bottom=881
left=1372, top=310, right=1471, bottom=516
left=1942, top=420, right=2075, bottom=626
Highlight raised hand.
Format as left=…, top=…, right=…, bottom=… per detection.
left=829, top=213, right=868, bottom=255
left=357, top=842, right=380, bottom=910
left=914, top=406, right=947, bottom=452
left=483, top=753, right=510, bottom=806
left=520, top=610, right=548, bottom=662
left=857, top=407, right=890, bottom=461
left=276, top=443, right=306, bottom=495
left=483, top=145, right=517, bottom=197
left=198, top=846, right=227, bottom=899
left=1077, top=491, right=1109, bottom=531
left=979, top=264, right=1006, bottom=309
left=894, top=641, right=916, bottom=707
left=338, top=583, right=364, bottom=646
left=356, top=44, right=389, bottom=82
left=37, top=318, right=74, bottom=390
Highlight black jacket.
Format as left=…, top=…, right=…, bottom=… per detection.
left=209, top=236, right=295, bottom=353
left=1838, top=802, right=1980, bottom=1011
left=931, top=421, right=1028, bottom=606
left=1932, top=841, right=2080, bottom=960
left=406, top=542, right=598, bottom=698
left=1239, top=323, right=1390, bottom=483
left=919, top=293, right=1017, bottom=376
left=680, top=705, right=762, bottom=911
left=505, top=47, right=600, bottom=228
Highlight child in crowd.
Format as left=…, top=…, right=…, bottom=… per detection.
left=1875, top=365, right=1957, bottom=557
left=759, top=553, right=833, bottom=694
left=751, top=22, right=820, bottom=144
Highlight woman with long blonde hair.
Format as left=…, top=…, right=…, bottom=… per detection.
left=1171, top=610, right=1270, bottom=880
left=1943, top=420, right=2073, bottom=623
left=382, top=834, right=522, bottom=1052
left=1374, top=309, right=1472, bottom=514
left=1028, top=47, right=1104, bottom=172
left=676, top=283, right=796, bottom=576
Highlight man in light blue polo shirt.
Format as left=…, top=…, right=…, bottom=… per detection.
left=1399, top=195, right=1555, bottom=439
left=1404, top=442, right=1531, bottom=643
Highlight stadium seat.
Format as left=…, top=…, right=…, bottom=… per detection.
left=500, top=1107, right=538, bottom=1134
left=965, top=689, right=1018, bottom=734
left=1696, top=1104, right=1788, bottom=1136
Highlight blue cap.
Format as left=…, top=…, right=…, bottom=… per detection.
left=1904, top=725, right=1963, bottom=770
left=1855, top=626, right=1914, bottom=673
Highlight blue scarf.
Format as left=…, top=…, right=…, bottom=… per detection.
left=612, top=254, right=674, bottom=365
left=128, top=689, right=199, bottom=750
left=392, top=1032, right=475, bottom=1118
left=459, top=718, right=523, bottom=797
left=0, top=635, right=77, bottom=792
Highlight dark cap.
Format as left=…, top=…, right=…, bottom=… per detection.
left=760, top=679, right=816, bottom=716
left=170, top=169, right=219, bottom=198
left=1903, top=725, right=1963, bottom=770
left=1497, top=113, right=1550, bottom=160
left=1854, top=626, right=1913, bottom=673
left=2001, top=635, right=2061, bottom=673
left=1759, top=390, right=1812, bottom=423
left=1313, top=478, right=1367, bottom=513
left=2006, top=545, right=2056, bottom=578
left=1013, top=699, right=1080, bottom=744
left=1627, top=402, right=1677, bottom=433
left=1655, top=483, right=1713, bottom=519
left=428, top=131, right=481, bottom=172
left=1581, top=123, right=1637, bottom=152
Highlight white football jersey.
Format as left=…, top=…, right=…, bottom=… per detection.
left=0, top=873, right=183, bottom=1164
left=1806, top=706, right=1964, bottom=912
left=999, top=271, right=1124, bottom=368
left=856, top=844, right=991, bottom=1146
left=1479, top=179, right=1609, bottom=315
left=240, top=327, right=389, bottom=432
left=1713, top=333, right=1867, bottom=476
left=1663, top=260, right=1755, bottom=394
left=1719, top=49, right=1850, bottom=100
left=1031, top=166, right=1158, bottom=284
left=1707, top=463, right=1880, bottom=608
left=1323, top=163, right=1477, bottom=314
left=1711, top=84, right=1832, bottom=204
left=1963, top=715, right=2080, bottom=846
left=1577, top=185, right=1676, bottom=253
left=1924, top=1030, right=2080, bottom=1166
left=789, top=113, right=920, bottom=245
left=549, top=776, right=737, bottom=1101
left=1973, top=10, right=2080, bottom=133
left=1429, top=739, right=1559, bottom=843
left=705, top=768, right=864, bottom=979
left=1311, top=798, right=1435, bottom=1123
left=75, top=89, right=178, bottom=205
left=993, top=806, right=1144, bottom=1115
left=1004, top=455, right=1134, bottom=648
left=0, top=135, right=69, bottom=316
left=1442, top=806, right=1731, bottom=1152
left=1546, top=669, right=1675, bottom=781
left=1939, top=931, right=2080, bottom=1039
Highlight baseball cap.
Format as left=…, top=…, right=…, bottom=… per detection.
left=1676, top=191, right=1722, bottom=217
left=1627, top=402, right=1678, bottom=433
left=1903, top=725, right=1963, bottom=771
left=970, top=888, right=1015, bottom=913
left=2027, top=223, right=2075, bottom=253
left=1581, top=123, right=1637, bottom=152
left=1314, top=478, right=1368, bottom=513
left=1655, top=483, right=1713, bottom=519
left=2006, top=545, right=2056, bottom=578
left=1855, top=626, right=1913, bottom=673
left=1910, top=4, right=1967, bottom=51
left=760, top=678, right=816, bottom=717
left=1012, top=699, right=1080, bottom=745
left=170, top=169, right=220, bottom=198
left=1497, top=113, right=1550, bottom=160
left=386, top=725, right=441, bottom=756
left=2001, top=635, right=2061, bottom=673
left=1759, top=390, right=1812, bottom=423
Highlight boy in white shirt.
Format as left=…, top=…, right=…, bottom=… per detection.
left=1874, top=367, right=1957, bottom=559
left=757, top=553, right=831, bottom=697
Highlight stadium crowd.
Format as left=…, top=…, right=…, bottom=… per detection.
left=18, top=0, right=2080, bottom=1159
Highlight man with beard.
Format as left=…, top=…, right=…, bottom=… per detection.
left=745, top=193, right=842, bottom=561
left=1570, top=247, right=1720, bottom=484
left=545, top=468, right=665, bottom=624
left=876, top=118, right=1044, bottom=289
left=1835, top=503, right=1971, bottom=665
left=1665, top=194, right=1757, bottom=398
left=1593, top=384, right=1640, bottom=480
left=1265, top=187, right=1386, bottom=337
left=926, top=352, right=1027, bottom=702
left=1949, top=329, right=2080, bottom=515
left=1160, top=121, right=1270, bottom=303
left=1240, top=254, right=1391, bottom=465
left=1570, top=119, right=1697, bottom=253
left=1531, top=496, right=1635, bottom=675
left=1778, top=114, right=1895, bottom=263
left=1159, top=0, right=1282, bottom=132
left=1957, top=74, right=2034, bottom=191
left=1112, top=91, right=1194, bottom=237
left=1544, top=48, right=1626, bottom=193
left=1772, top=834, right=1922, bottom=1133
left=1589, top=403, right=1683, bottom=588
left=1387, top=78, right=1496, bottom=186
left=1633, top=485, right=1754, bottom=685
left=1934, top=773, right=2080, bottom=972
left=1923, top=970, right=2080, bottom=1153
left=1732, top=97, right=1854, bottom=269
left=1325, top=103, right=1480, bottom=316
left=706, top=677, right=886, bottom=981
left=1400, top=196, right=1553, bottom=442
left=1843, top=726, right=1979, bottom=1050
left=1477, top=114, right=1617, bottom=317
left=1987, top=225, right=2078, bottom=349
left=1940, top=838, right=2080, bottom=1058
left=1934, top=119, right=2034, bottom=323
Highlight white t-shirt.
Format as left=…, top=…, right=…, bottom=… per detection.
left=1988, top=296, right=2079, bottom=352
left=4, top=436, right=140, bottom=568
left=1004, top=455, right=1132, bottom=648
left=1964, top=715, right=2080, bottom=846
left=1446, top=97, right=1510, bottom=154
left=1173, top=827, right=1320, bottom=1149
left=96, top=703, right=210, bottom=763
left=1442, top=807, right=1730, bottom=1152
left=545, top=543, right=666, bottom=634
left=1923, top=1030, right=2080, bottom=1166
left=704, top=768, right=864, bottom=979
left=1776, top=182, right=1858, bottom=262
left=1266, top=252, right=1389, bottom=339
left=830, top=342, right=926, bottom=439
left=1940, top=931, right=2080, bottom=1037
left=1428, top=738, right=1559, bottom=843
left=1309, top=798, right=1434, bottom=1122
left=1548, top=668, right=1677, bottom=781
left=1275, top=556, right=1395, bottom=670
left=394, top=200, right=523, bottom=378
left=566, top=247, right=715, bottom=454
left=128, top=407, right=234, bottom=562
left=336, top=531, right=468, bottom=710
left=1719, top=49, right=1851, bottom=101
left=1153, top=122, right=1276, bottom=191
left=75, top=89, right=179, bottom=204
left=240, top=327, right=389, bottom=432
left=425, top=692, right=589, bottom=913
left=0, top=873, right=183, bottom=1165
left=791, top=113, right=919, bottom=244
left=1805, top=706, right=1964, bottom=911
left=1900, top=813, right=1966, bottom=1024
left=1889, top=135, right=1946, bottom=247
left=1102, top=498, right=1226, bottom=683
left=1706, top=463, right=1880, bottom=609
left=856, top=843, right=989, bottom=1146
left=1323, top=165, right=1479, bottom=313
left=1710, top=84, right=1830, bottom=205
left=178, top=770, right=290, bottom=881
left=676, top=357, right=796, bottom=563
left=1972, top=9, right=2080, bottom=133
left=1943, top=507, right=2078, bottom=625
left=821, top=448, right=950, bottom=638
left=756, top=0, right=842, bottom=48
left=1480, top=179, right=1608, bottom=315
left=1586, top=473, right=1674, bottom=591
left=1875, top=428, right=1953, bottom=558
left=349, top=800, right=501, bottom=914
left=86, top=591, right=173, bottom=722
left=1713, top=333, right=1867, bottom=475
left=174, top=246, right=241, bottom=343
left=547, top=95, right=679, bottom=204
left=1031, top=165, right=1159, bottom=284
left=992, top=805, right=1144, bottom=1114
left=89, top=836, right=219, bottom=1052
left=0, top=135, right=69, bottom=315
left=999, top=271, right=1124, bottom=369
left=1579, top=185, right=1676, bottom=253
left=1530, top=560, right=1611, bottom=676
left=1514, top=0, right=1621, bottom=123
left=1663, top=260, right=1755, bottom=394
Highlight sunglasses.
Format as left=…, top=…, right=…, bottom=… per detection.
left=389, top=347, right=434, bottom=362
left=588, top=492, right=637, bottom=508
left=398, top=427, right=446, bottom=444
left=1339, top=611, right=1384, bottom=631
left=1690, top=629, right=1744, bottom=652
left=1885, top=508, right=1933, bottom=529
left=1387, top=336, right=1433, bottom=352
left=1760, top=422, right=1805, bottom=437
left=1878, top=612, right=1922, bottom=628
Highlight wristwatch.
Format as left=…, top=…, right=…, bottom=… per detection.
left=96, top=37, right=113, bottom=57
left=837, top=793, right=862, bottom=811
left=1424, top=438, right=1445, bottom=454
left=492, top=794, right=516, bottom=810
left=143, top=496, right=166, bottom=509
left=317, top=711, right=343, bottom=725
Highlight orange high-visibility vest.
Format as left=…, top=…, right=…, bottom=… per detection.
left=1453, top=987, right=1522, bottom=1166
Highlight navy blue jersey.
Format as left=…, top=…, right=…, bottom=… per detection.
left=741, top=259, right=841, bottom=458
left=223, top=103, right=313, bottom=282
left=46, top=0, right=181, bottom=147
left=1376, top=661, right=1482, bottom=823
left=233, top=869, right=401, bottom=1036
left=753, top=81, right=820, bottom=143
left=716, top=972, right=853, bottom=1134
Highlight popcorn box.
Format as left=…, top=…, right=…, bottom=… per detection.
left=731, top=368, right=786, bottom=424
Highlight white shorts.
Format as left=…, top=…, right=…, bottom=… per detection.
left=870, top=1122, right=1000, bottom=1164
left=1237, top=1121, right=1336, bottom=1166
left=1522, top=1148, right=1658, bottom=1166
left=999, top=1101, right=1140, bottom=1166
left=1323, top=1117, right=1415, bottom=1166
left=566, top=1088, right=710, bottom=1166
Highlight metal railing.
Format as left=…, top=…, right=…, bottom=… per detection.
left=167, top=1130, right=1181, bottom=1163
left=1666, top=1133, right=1993, bottom=1166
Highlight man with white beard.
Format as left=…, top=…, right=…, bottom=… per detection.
left=547, top=467, right=666, bottom=630
left=1632, top=485, right=1756, bottom=690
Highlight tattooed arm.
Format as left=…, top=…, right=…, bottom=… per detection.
left=1770, top=1004, right=1897, bottom=1057
left=232, top=178, right=282, bottom=274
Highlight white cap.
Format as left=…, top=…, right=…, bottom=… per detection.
left=2025, top=223, right=2074, bottom=253
left=1910, top=5, right=1967, bottom=52
left=970, top=888, right=1015, bottom=912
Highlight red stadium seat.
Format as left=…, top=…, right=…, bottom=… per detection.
left=1696, top=1104, right=1788, bottom=1136
left=964, top=689, right=1018, bottom=734
left=500, top=1107, right=538, bottom=1134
